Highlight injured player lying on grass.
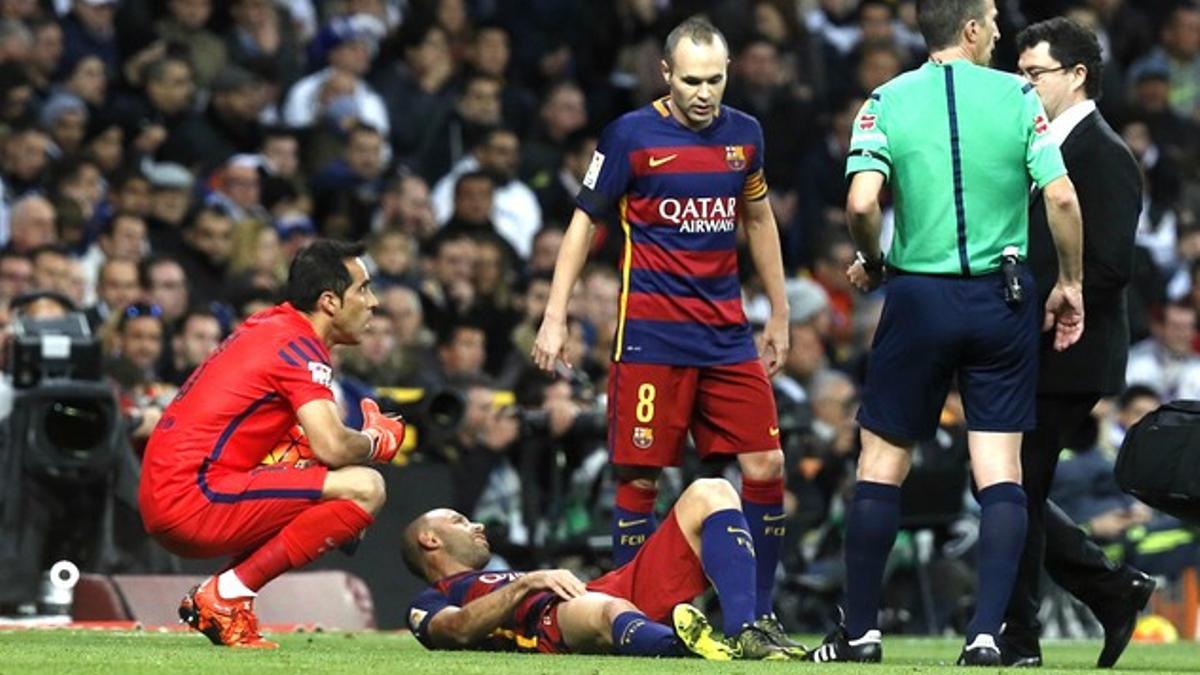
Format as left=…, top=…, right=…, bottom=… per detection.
left=402, top=478, right=804, bottom=660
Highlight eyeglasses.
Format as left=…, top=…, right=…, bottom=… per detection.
left=1019, top=65, right=1071, bottom=82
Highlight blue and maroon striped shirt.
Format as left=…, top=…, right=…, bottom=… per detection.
left=576, top=97, right=768, bottom=366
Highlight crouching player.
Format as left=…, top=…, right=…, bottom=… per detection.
left=403, top=479, right=804, bottom=660
left=138, top=240, right=408, bottom=649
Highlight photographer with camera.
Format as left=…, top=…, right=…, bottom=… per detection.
left=423, top=374, right=522, bottom=556
left=509, top=367, right=608, bottom=558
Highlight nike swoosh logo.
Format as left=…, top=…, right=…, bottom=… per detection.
left=768, top=426, right=780, bottom=437
left=618, top=518, right=648, bottom=527
left=648, top=154, right=678, bottom=168
left=727, top=526, right=752, bottom=538
left=763, top=513, right=787, bottom=522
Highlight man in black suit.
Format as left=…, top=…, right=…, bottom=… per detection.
left=1004, top=18, right=1155, bottom=669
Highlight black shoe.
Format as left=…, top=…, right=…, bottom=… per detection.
left=1093, top=569, right=1156, bottom=669
left=957, top=635, right=1002, bottom=667
left=804, top=625, right=882, bottom=663
left=998, top=631, right=1042, bottom=667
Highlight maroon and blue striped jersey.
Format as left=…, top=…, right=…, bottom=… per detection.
left=576, top=97, right=769, bottom=366
left=407, top=570, right=554, bottom=651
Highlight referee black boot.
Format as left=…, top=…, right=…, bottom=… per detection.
left=998, top=625, right=1042, bottom=667
left=1089, top=568, right=1156, bottom=669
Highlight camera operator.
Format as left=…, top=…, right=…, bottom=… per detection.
left=102, top=302, right=174, bottom=446
left=509, top=367, right=608, bottom=554
left=424, top=374, right=522, bottom=553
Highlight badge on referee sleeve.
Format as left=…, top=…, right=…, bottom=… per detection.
left=846, top=94, right=892, bottom=180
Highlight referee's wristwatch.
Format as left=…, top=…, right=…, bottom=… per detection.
left=855, top=251, right=884, bottom=274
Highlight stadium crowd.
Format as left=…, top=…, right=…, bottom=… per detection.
left=0, top=0, right=1198, bottom=634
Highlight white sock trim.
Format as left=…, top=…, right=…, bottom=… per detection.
left=965, top=634, right=997, bottom=651
left=217, top=570, right=257, bottom=599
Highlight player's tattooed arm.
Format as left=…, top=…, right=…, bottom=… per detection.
left=426, top=571, right=585, bottom=649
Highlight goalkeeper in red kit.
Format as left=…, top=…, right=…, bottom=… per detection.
left=138, top=239, right=408, bottom=649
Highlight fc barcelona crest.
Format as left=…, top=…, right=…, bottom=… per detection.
left=632, top=426, right=654, bottom=449
left=725, top=145, right=746, bottom=171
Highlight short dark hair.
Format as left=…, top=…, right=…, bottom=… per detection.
left=1117, top=384, right=1160, bottom=411
left=175, top=306, right=223, bottom=338
left=138, top=254, right=183, bottom=289
left=454, top=170, right=494, bottom=197
left=1015, top=18, right=1104, bottom=100
left=917, top=0, right=986, bottom=51
left=663, top=16, right=728, bottom=67
left=436, top=320, right=485, bottom=349
left=285, top=239, right=366, bottom=312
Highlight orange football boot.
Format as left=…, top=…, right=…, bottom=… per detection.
left=178, top=578, right=279, bottom=649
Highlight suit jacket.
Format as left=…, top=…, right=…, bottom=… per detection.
left=1028, top=110, right=1142, bottom=396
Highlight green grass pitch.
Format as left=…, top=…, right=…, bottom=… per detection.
left=1, top=630, right=1197, bottom=674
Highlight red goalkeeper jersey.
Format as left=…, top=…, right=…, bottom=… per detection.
left=140, top=303, right=336, bottom=517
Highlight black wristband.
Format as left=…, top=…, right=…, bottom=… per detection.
left=856, top=250, right=884, bottom=273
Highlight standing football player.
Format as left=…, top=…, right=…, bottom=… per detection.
left=531, top=16, right=794, bottom=651
left=139, top=239, right=407, bottom=648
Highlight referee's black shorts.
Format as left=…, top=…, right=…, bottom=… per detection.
left=857, top=267, right=1038, bottom=442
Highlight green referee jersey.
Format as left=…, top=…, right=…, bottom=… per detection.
left=847, top=59, right=1067, bottom=276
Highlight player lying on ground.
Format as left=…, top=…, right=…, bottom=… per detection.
left=138, top=240, right=408, bottom=649
left=402, top=478, right=805, bottom=660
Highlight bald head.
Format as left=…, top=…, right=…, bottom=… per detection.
left=401, top=508, right=491, bottom=582
left=9, top=195, right=56, bottom=252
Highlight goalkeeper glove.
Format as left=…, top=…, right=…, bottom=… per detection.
left=361, top=399, right=407, bottom=464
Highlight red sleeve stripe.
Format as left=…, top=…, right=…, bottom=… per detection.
left=629, top=241, right=739, bottom=277
left=625, top=292, right=746, bottom=326
left=630, top=145, right=758, bottom=177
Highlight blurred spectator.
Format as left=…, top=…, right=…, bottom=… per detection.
left=420, top=320, right=487, bottom=390
left=1100, top=384, right=1161, bottom=452
left=139, top=254, right=188, bottom=324
left=63, top=54, right=107, bottom=112
left=5, top=194, right=56, bottom=253
left=1127, top=3, right=1200, bottom=120
left=123, top=55, right=198, bottom=166
left=273, top=210, right=316, bottom=263
left=142, top=159, right=193, bottom=254
left=39, top=90, right=88, bottom=156
left=419, top=228, right=477, bottom=335
left=310, top=122, right=387, bottom=239
left=532, top=130, right=595, bottom=228
left=206, top=153, right=269, bottom=225
left=164, top=306, right=222, bottom=386
left=432, top=126, right=542, bottom=258
left=1126, top=300, right=1200, bottom=400
left=225, top=0, right=303, bottom=91
left=371, top=172, right=437, bottom=240
left=172, top=65, right=266, bottom=173
left=415, top=72, right=503, bottom=183
left=25, top=17, right=64, bottom=95
left=1, top=126, right=51, bottom=201
left=365, top=228, right=419, bottom=289
left=520, top=80, right=587, bottom=187
left=338, top=306, right=410, bottom=387
left=370, top=20, right=455, bottom=162
left=85, top=256, right=139, bottom=330
left=155, top=0, right=227, bottom=89
left=528, top=225, right=564, bottom=276
left=283, top=13, right=388, bottom=134
left=0, top=249, right=32, bottom=303
left=175, top=206, right=233, bottom=306
left=60, top=0, right=119, bottom=77
left=78, top=213, right=146, bottom=302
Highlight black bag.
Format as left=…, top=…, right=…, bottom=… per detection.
left=1115, top=400, right=1200, bottom=523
